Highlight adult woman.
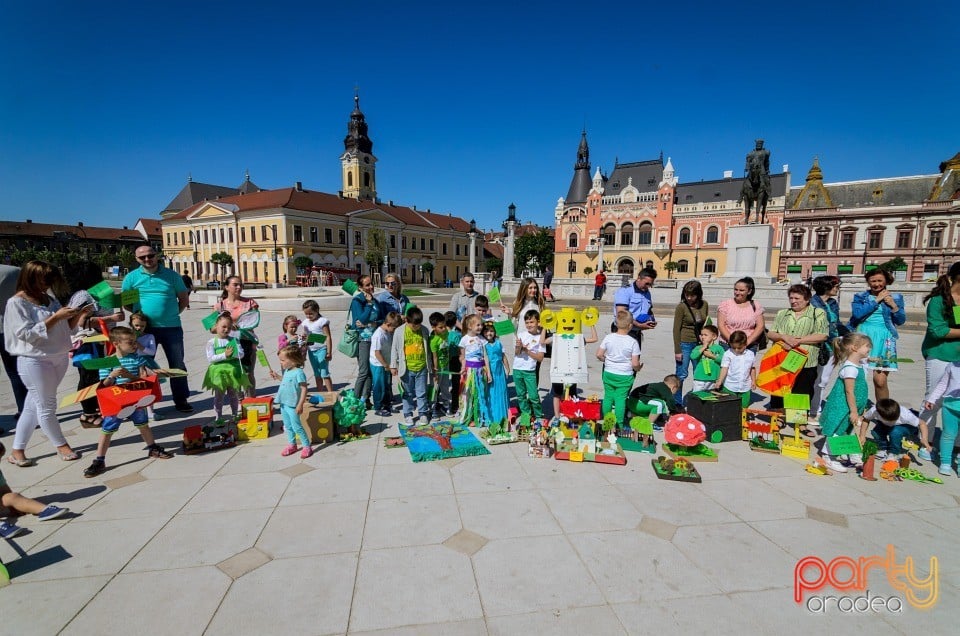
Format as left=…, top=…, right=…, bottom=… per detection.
left=809, top=276, right=845, bottom=419
left=716, top=277, right=766, bottom=351
left=850, top=268, right=905, bottom=401
left=766, top=284, right=829, bottom=415
left=376, top=273, right=410, bottom=320
left=214, top=276, right=259, bottom=397
left=350, top=275, right=381, bottom=407
left=65, top=261, right=125, bottom=428
left=920, top=262, right=960, bottom=442
left=672, top=280, right=709, bottom=403
left=502, top=277, right=545, bottom=324
left=3, top=261, right=90, bottom=465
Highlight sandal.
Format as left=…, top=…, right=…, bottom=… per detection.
left=59, top=451, right=82, bottom=461
left=6, top=455, right=36, bottom=467
left=79, top=414, right=103, bottom=429
left=147, top=445, right=174, bottom=459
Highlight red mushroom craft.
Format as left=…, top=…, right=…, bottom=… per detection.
left=663, top=414, right=706, bottom=447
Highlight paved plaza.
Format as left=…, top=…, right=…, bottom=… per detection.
left=0, top=292, right=957, bottom=635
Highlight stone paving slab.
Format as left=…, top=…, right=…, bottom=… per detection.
left=0, top=303, right=955, bottom=634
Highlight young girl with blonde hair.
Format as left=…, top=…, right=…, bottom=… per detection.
left=817, top=332, right=873, bottom=472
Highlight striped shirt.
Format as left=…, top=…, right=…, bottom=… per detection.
left=99, top=353, right=146, bottom=384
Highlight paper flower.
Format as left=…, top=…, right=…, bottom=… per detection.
left=664, top=413, right=706, bottom=447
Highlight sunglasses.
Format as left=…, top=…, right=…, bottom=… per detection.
left=385, top=282, right=397, bottom=287
left=137, top=253, right=158, bottom=260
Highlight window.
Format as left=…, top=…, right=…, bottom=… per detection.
left=429, top=239, right=435, bottom=251
left=638, top=223, right=652, bottom=246
left=568, top=233, right=578, bottom=249
left=420, top=238, right=426, bottom=251
left=703, top=259, right=717, bottom=274
left=815, top=233, right=828, bottom=250
left=602, top=224, right=616, bottom=247
left=172, top=233, right=177, bottom=246
left=324, top=228, right=332, bottom=243
left=456, top=244, right=460, bottom=256
left=219, top=228, right=224, bottom=243
left=204, top=229, right=209, bottom=244
left=841, top=232, right=854, bottom=250
left=364, top=172, right=370, bottom=187
left=181, top=231, right=186, bottom=245
left=929, top=229, right=943, bottom=248
left=228, top=228, right=233, bottom=243
left=442, top=242, right=447, bottom=255
left=348, top=172, right=353, bottom=187
left=791, top=233, right=803, bottom=250
left=294, top=225, right=303, bottom=242
left=310, top=227, right=318, bottom=243
left=621, top=223, right=634, bottom=246
left=678, top=228, right=691, bottom=244
left=897, top=230, right=911, bottom=248
left=338, top=230, right=346, bottom=245
left=677, top=260, right=689, bottom=273
left=354, top=230, right=362, bottom=246
left=868, top=231, right=882, bottom=249
left=705, top=226, right=719, bottom=244
left=402, top=236, right=407, bottom=249
left=567, top=259, right=577, bottom=274
left=390, top=234, right=396, bottom=249
left=645, top=260, right=654, bottom=269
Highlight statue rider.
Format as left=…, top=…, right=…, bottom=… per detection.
left=739, top=139, right=771, bottom=223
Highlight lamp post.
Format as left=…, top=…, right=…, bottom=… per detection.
left=193, top=250, right=198, bottom=281
left=568, top=247, right=576, bottom=278
left=861, top=240, right=868, bottom=275
left=270, top=224, right=280, bottom=288
left=693, top=235, right=700, bottom=277
left=468, top=218, right=478, bottom=274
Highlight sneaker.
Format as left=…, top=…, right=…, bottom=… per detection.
left=938, top=464, right=953, bottom=476
left=37, top=505, right=68, bottom=521
left=822, top=456, right=848, bottom=473
left=84, top=458, right=106, bottom=478
left=918, top=448, right=933, bottom=461
left=174, top=403, right=195, bottom=414
left=281, top=444, right=299, bottom=457
left=874, top=450, right=888, bottom=461
left=150, top=411, right=164, bottom=421
left=0, top=521, right=26, bottom=539
left=846, top=453, right=864, bottom=468
left=147, top=445, right=174, bottom=459
left=403, top=417, right=415, bottom=427
left=375, top=409, right=392, bottom=417
left=300, top=445, right=313, bottom=459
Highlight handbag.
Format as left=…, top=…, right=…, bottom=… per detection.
left=337, top=306, right=360, bottom=358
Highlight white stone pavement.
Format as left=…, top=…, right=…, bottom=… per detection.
left=0, top=301, right=957, bottom=635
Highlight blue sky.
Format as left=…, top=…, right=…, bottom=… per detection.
left=1, top=1, right=955, bottom=231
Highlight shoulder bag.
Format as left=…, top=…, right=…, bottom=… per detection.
left=337, top=305, right=359, bottom=358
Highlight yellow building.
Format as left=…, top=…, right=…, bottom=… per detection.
left=160, top=97, right=475, bottom=285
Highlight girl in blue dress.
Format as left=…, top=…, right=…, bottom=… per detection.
left=481, top=321, right=510, bottom=428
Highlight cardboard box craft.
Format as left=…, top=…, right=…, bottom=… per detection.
left=559, top=399, right=601, bottom=421
left=299, top=391, right=339, bottom=444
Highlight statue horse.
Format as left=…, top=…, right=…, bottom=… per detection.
left=738, top=173, right=769, bottom=224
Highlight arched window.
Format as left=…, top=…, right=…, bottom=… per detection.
left=568, top=232, right=578, bottom=249
left=678, top=228, right=691, bottom=244
left=348, top=172, right=354, bottom=187
left=602, top=223, right=616, bottom=246
left=706, top=226, right=719, bottom=244
left=677, top=260, right=689, bottom=273
left=616, top=258, right=634, bottom=276
left=638, top=222, right=653, bottom=245
left=620, top=223, right=634, bottom=246
left=704, top=259, right=717, bottom=273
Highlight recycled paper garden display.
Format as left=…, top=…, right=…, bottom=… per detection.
left=399, top=420, right=490, bottom=462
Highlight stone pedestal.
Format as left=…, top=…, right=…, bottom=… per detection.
left=720, top=224, right=774, bottom=282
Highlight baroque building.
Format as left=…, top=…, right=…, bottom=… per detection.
left=779, top=154, right=960, bottom=281
left=160, top=97, right=474, bottom=285
left=553, top=132, right=789, bottom=279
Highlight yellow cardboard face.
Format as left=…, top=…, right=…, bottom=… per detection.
left=556, top=308, right=582, bottom=334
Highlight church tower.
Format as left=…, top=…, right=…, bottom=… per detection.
left=340, top=94, right=377, bottom=200
left=565, top=130, right=592, bottom=204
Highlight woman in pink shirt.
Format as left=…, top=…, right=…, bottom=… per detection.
left=716, top=277, right=766, bottom=351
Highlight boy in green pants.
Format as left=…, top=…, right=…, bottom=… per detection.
left=597, top=310, right=642, bottom=427
left=513, top=309, right=545, bottom=420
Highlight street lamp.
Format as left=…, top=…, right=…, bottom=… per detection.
left=270, top=224, right=280, bottom=288
left=568, top=247, right=576, bottom=278
left=597, top=236, right=606, bottom=272
left=861, top=240, right=868, bottom=274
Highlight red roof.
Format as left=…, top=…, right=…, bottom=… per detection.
left=166, top=187, right=472, bottom=232
left=0, top=220, right=147, bottom=242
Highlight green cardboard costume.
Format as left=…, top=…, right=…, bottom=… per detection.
left=202, top=338, right=251, bottom=393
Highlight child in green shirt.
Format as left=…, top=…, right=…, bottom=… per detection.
left=690, top=325, right=725, bottom=393
left=429, top=312, right=452, bottom=417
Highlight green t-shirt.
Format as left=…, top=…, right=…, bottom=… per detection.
left=430, top=334, right=449, bottom=371
left=922, top=295, right=960, bottom=362
left=404, top=327, right=427, bottom=372
left=692, top=344, right=725, bottom=381
left=121, top=265, right=188, bottom=328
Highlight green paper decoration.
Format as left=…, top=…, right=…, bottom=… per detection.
left=827, top=434, right=862, bottom=456
left=341, top=279, right=358, bottom=294
left=256, top=349, right=270, bottom=368
left=601, top=412, right=617, bottom=432
left=493, top=319, right=515, bottom=336
left=487, top=287, right=501, bottom=304
left=629, top=416, right=653, bottom=435
left=87, top=280, right=113, bottom=299
left=780, top=349, right=807, bottom=373
left=333, top=388, right=365, bottom=428
left=201, top=311, right=221, bottom=331
left=80, top=356, right=120, bottom=370
left=783, top=393, right=811, bottom=410
left=954, top=305, right=960, bottom=324
left=307, top=333, right=326, bottom=344
left=710, top=430, right=724, bottom=443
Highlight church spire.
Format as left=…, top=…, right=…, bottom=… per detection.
left=340, top=92, right=377, bottom=200
left=575, top=130, right=590, bottom=170
left=343, top=92, right=373, bottom=155
left=566, top=131, right=592, bottom=203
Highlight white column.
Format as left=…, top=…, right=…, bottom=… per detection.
left=503, top=221, right=517, bottom=279
left=468, top=231, right=478, bottom=273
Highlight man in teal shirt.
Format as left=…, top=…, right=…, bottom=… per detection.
left=122, top=244, right=193, bottom=413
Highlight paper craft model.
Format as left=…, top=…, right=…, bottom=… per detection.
left=540, top=306, right=599, bottom=386
left=96, top=375, right=163, bottom=418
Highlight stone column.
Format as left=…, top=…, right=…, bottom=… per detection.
left=503, top=221, right=517, bottom=280
left=468, top=231, right=478, bottom=273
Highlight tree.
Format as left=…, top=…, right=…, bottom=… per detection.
left=514, top=229, right=553, bottom=276
left=484, top=257, right=502, bottom=274
left=210, top=251, right=234, bottom=281
left=584, top=266, right=594, bottom=276
left=364, top=227, right=387, bottom=273
left=878, top=256, right=907, bottom=274
left=421, top=260, right=434, bottom=284
left=293, top=256, right=314, bottom=271
left=663, top=261, right=679, bottom=278
left=117, top=246, right=137, bottom=270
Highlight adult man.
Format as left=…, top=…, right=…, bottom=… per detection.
left=543, top=266, right=553, bottom=291
left=613, top=267, right=657, bottom=350
left=593, top=270, right=607, bottom=301
left=122, top=244, right=193, bottom=413
left=447, top=272, right=478, bottom=323
left=0, top=264, right=27, bottom=431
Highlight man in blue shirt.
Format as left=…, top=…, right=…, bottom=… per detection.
left=122, top=244, right=193, bottom=413
left=613, top=267, right=658, bottom=350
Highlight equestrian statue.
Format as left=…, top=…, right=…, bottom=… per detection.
left=738, top=139, right=771, bottom=224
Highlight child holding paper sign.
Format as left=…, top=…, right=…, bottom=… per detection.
left=817, top=332, right=873, bottom=473
left=300, top=300, right=333, bottom=391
